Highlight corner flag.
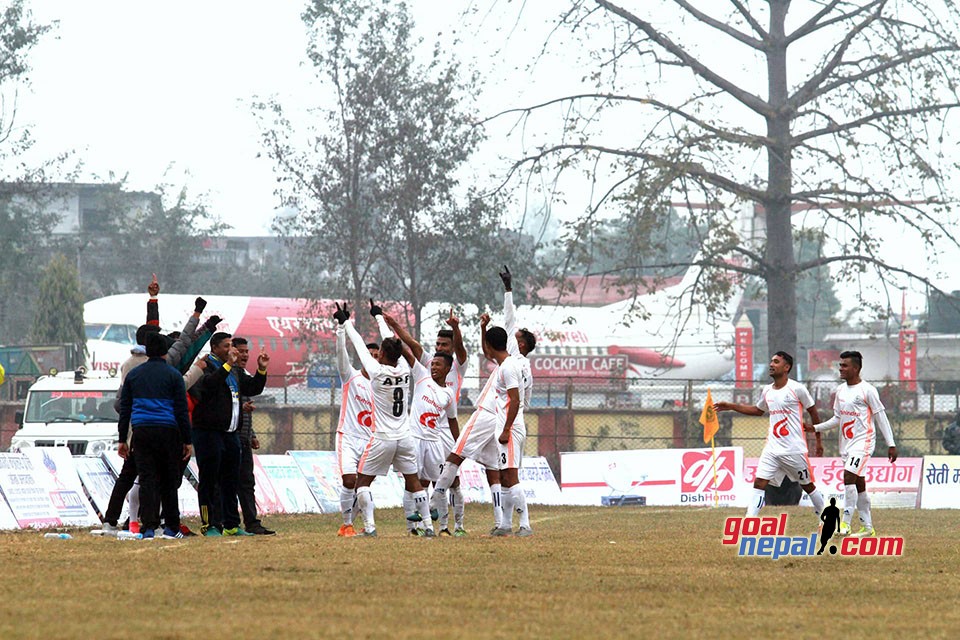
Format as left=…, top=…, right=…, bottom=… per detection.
left=700, top=388, right=720, bottom=443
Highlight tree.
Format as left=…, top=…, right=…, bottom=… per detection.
left=79, top=181, right=228, bottom=297
left=497, top=0, right=960, bottom=362
left=256, top=0, right=538, bottom=337
left=32, top=254, right=86, bottom=348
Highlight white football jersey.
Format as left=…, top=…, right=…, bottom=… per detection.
left=419, top=351, right=465, bottom=401
left=366, top=359, right=412, bottom=440
left=337, top=373, right=375, bottom=440
left=831, top=381, right=885, bottom=455
left=493, top=355, right=525, bottom=429
left=756, top=379, right=815, bottom=455
left=408, top=360, right=458, bottom=442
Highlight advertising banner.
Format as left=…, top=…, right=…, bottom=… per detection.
left=0, top=453, right=62, bottom=528
left=919, top=456, right=960, bottom=509
left=251, top=454, right=286, bottom=515
left=743, top=457, right=923, bottom=509
left=0, top=491, right=19, bottom=529
left=75, top=455, right=119, bottom=516
left=286, top=450, right=404, bottom=510
left=518, top=457, right=564, bottom=505
left=285, top=451, right=340, bottom=514
left=560, top=447, right=745, bottom=507
left=23, top=448, right=100, bottom=527
left=104, top=451, right=200, bottom=518
left=256, top=454, right=322, bottom=514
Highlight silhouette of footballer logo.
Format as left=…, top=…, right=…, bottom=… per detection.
left=817, top=497, right=842, bottom=556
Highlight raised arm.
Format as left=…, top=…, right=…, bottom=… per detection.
left=479, top=313, right=493, bottom=360
left=345, top=319, right=381, bottom=378
left=335, top=326, right=357, bottom=380
left=383, top=312, right=423, bottom=361
left=446, top=309, right=467, bottom=366
left=500, top=266, right=520, bottom=357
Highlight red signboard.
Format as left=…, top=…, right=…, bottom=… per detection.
left=899, top=328, right=917, bottom=392
left=734, top=320, right=753, bottom=389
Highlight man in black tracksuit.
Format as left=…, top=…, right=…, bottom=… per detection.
left=190, top=332, right=269, bottom=536
left=117, top=332, right=193, bottom=539
left=232, top=336, right=275, bottom=535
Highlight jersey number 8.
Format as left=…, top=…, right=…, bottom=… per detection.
left=392, top=388, right=405, bottom=417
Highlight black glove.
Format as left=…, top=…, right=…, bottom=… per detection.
left=333, top=302, right=350, bottom=325
left=499, top=265, right=512, bottom=291
left=369, top=298, right=383, bottom=317
left=194, top=297, right=208, bottom=314
left=203, top=315, right=222, bottom=333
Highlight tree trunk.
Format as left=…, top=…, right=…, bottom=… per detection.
left=764, top=0, right=799, bottom=373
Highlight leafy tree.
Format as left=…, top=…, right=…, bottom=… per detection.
left=78, top=181, right=228, bottom=297
left=32, top=254, right=86, bottom=348
left=0, top=2, right=57, bottom=343
left=256, top=0, right=538, bottom=337
left=497, top=0, right=960, bottom=362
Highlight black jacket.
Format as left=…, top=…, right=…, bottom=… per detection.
left=189, top=356, right=267, bottom=432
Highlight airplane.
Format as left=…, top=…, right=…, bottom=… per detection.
left=421, top=256, right=746, bottom=386
left=84, top=294, right=342, bottom=388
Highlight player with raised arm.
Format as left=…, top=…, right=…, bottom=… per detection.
left=715, top=351, right=827, bottom=521
left=332, top=302, right=380, bottom=537
left=421, top=309, right=469, bottom=535
left=804, top=351, right=898, bottom=538
left=430, top=315, right=524, bottom=536
left=497, top=266, right=536, bottom=536
left=339, top=300, right=435, bottom=537
left=382, top=312, right=460, bottom=536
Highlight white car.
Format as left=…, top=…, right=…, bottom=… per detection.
left=11, top=369, right=121, bottom=456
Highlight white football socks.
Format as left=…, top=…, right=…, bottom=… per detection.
left=746, top=487, right=765, bottom=516
left=357, top=487, right=375, bottom=532
left=403, top=490, right=417, bottom=531
left=414, top=490, right=433, bottom=532
left=857, top=491, right=872, bottom=529
left=490, top=483, right=503, bottom=528
left=430, top=462, right=459, bottom=512
left=842, top=484, right=857, bottom=527
left=451, top=485, right=464, bottom=529
left=499, top=485, right=512, bottom=530
left=511, top=484, right=530, bottom=529
left=340, top=486, right=355, bottom=526
left=808, top=488, right=825, bottom=517
left=127, top=482, right=141, bottom=526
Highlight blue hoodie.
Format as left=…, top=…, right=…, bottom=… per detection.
left=118, top=357, right=191, bottom=444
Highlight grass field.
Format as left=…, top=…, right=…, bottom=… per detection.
left=1, top=505, right=958, bottom=639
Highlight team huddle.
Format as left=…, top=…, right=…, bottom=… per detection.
left=331, top=267, right=536, bottom=538
left=715, top=350, right=897, bottom=542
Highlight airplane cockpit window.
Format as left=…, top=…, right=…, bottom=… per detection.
left=85, top=324, right=108, bottom=341
left=103, top=324, right=137, bottom=344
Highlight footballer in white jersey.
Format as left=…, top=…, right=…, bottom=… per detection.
left=716, top=351, right=826, bottom=520
left=396, top=309, right=467, bottom=537
left=809, top=351, right=898, bottom=537
left=409, top=358, right=459, bottom=482
left=336, top=301, right=436, bottom=537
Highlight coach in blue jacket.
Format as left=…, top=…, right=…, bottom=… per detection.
left=118, top=331, right=193, bottom=539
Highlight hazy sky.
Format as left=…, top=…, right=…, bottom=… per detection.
left=9, top=1, right=960, bottom=314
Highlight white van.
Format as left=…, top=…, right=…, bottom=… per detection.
left=11, top=369, right=121, bottom=456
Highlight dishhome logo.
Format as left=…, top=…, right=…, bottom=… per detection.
left=722, top=515, right=904, bottom=559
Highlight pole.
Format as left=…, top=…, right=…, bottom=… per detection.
left=711, top=435, right=719, bottom=507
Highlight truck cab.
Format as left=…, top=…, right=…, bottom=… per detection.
left=11, top=369, right=121, bottom=456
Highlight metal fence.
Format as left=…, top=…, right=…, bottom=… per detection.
left=247, top=375, right=960, bottom=463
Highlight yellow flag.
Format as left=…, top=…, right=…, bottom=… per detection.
left=700, top=388, right=720, bottom=443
